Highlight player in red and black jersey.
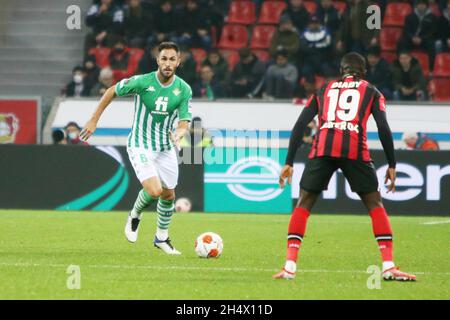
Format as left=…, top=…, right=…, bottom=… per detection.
left=274, top=52, right=416, bottom=281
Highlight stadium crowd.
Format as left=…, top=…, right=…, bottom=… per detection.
left=63, top=0, right=450, bottom=102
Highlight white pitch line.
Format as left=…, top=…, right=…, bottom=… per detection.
left=0, top=262, right=449, bottom=276
left=422, top=220, right=450, bottom=225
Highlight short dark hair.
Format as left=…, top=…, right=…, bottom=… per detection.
left=340, top=52, right=366, bottom=79
left=367, top=45, right=381, bottom=57
left=158, top=42, right=179, bottom=54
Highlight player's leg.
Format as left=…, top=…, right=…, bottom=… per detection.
left=152, top=148, right=181, bottom=254
left=125, top=148, right=160, bottom=243
left=341, top=159, right=416, bottom=281
left=359, top=191, right=416, bottom=281
left=274, top=157, right=336, bottom=279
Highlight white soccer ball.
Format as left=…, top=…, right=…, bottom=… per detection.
left=195, top=232, right=223, bottom=258
left=175, top=197, right=192, bottom=212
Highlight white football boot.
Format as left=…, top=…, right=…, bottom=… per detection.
left=153, top=236, right=181, bottom=255
left=124, top=213, right=141, bottom=243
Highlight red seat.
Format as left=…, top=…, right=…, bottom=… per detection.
left=383, top=2, right=412, bottom=27
left=219, top=49, right=240, bottom=70
left=217, top=24, right=249, bottom=49
left=381, top=51, right=397, bottom=64
left=304, top=1, right=317, bottom=15
left=380, top=27, right=402, bottom=51
left=334, top=1, right=347, bottom=15
left=433, top=53, right=450, bottom=77
left=430, top=2, right=442, bottom=17
left=128, top=48, right=144, bottom=74
left=226, top=1, right=256, bottom=25
left=411, top=51, right=430, bottom=78
left=429, top=78, right=450, bottom=102
left=258, top=1, right=287, bottom=24
left=88, top=47, right=111, bottom=68
left=250, top=25, right=276, bottom=49
left=251, top=50, right=270, bottom=62
left=190, top=48, right=207, bottom=72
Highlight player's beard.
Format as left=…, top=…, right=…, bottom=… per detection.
left=159, top=67, right=175, bottom=82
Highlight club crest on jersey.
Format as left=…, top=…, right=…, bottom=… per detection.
left=320, top=121, right=359, bottom=133
left=331, top=81, right=362, bottom=89
left=172, top=88, right=181, bottom=96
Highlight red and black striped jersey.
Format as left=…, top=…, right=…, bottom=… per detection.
left=286, top=75, right=396, bottom=167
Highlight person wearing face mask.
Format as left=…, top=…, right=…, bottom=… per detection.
left=109, top=37, right=134, bottom=82
left=63, top=66, right=92, bottom=97
left=64, top=122, right=89, bottom=145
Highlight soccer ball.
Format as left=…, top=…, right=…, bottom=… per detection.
left=195, top=232, right=223, bottom=258
left=175, top=197, right=192, bottom=212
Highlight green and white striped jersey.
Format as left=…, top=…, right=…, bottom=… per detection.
left=115, top=72, right=192, bottom=151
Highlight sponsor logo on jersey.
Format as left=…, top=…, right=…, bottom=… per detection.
left=320, top=121, right=359, bottom=133
left=146, top=86, right=156, bottom=92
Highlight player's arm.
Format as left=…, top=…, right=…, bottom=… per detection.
left=80, top=86, right=116, bottom=141
left=371, top=92, right=397, bottom=193
left=171, top=86, right=193, bottom=148
left=80, top=76, right=142, bottom=141
left=279, top=95, right=318, bottom=188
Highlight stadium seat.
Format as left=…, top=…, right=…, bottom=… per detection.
left=189, top=48, right=207, bottom=72
left=380, top=27, right=402, bottom=51
left=226, top=1, right=256, bottom=25
left=383, top=2, right=412, bottom=27
left=430, top=2, right=441, bottom=17
left=258, top=1, right=287, bottom=24
left=88, top=47, right=111, bottom=68
left=219, top=49, right=240, bottom=70
left=429, top=78, right=450, bottom=102
left=128, top=48, right=144, bottom=74
left=411, top=51, right=430, bottom=78
left=250, top=25, right=276, bottom=49
left=251, top=50, right=270, bottom=62
left=381, top=51, right=397, bottom=64
left=217, top=24, right=249, bottom=49
left=304, top=1, right=318, bottom=15
left=433, top=53, right=450, bottom=77
left=333, top=1, right=347, bottom=15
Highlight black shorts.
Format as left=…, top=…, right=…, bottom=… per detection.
left=300, top=156, right=379, bottom=194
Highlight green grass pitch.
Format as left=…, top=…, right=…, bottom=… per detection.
left=0, top=210, right=449, bottom=300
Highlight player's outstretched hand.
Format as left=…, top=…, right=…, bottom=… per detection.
left=79, top=119, right=97, bottom=141
left=384, top=167, right=396, bottom=193
left=279, top=165, right=293, bottom=189
left=169, top=131, right=181, bottom=151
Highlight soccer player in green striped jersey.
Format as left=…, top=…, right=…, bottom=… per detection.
left=80, top=42, right=192, bottom=254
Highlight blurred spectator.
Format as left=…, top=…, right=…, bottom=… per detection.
left=91, top=67, right=115, bottom=96
left=269, top=15, right=300, bottom=61
left=263, top=49, right=298, bottom=99
left=402, top=132, right=440, bottom=150
left=172, top=0, right=212, bottom=50
left=192, top=65, right=226, bottom=99
left=52, top=129, right=67, bottom=145
left=147, top=1, right=175, bottom=47
left=230, top=48, right=266, bottom=98
left=316, top=0, right=340, bottom=37
left=177, top=46, right=198, bottom=86
left=336, top=0, right=379, bottom=55
left=436, top=0, right=450, bottom=53
left=392, top=50, right=427, bottom=101
left=109, top=38, right=134, bottom=81
left=293, top=75, right=317, bottom=103
left=282, top=0, right=311, bottom=33
left=398, top=0, right=438, bottom=66
left=123, top=0, right=153, bottom=48
left=63, top=66, right=92, bottom=98
left=85, top=0, right=124, bottom=51
left=180, top=116, right=214, bottom=148
left=366, top=45, right=393, bottom=100
left=64, top=122, right=89, bottom=145
left=299, top=15, right=334, bottom=78
left=83, top=55, right=100, bottom=89
left=202, top=49, right=229, bottom=86
left=137, top=44, right=159, bottom=74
